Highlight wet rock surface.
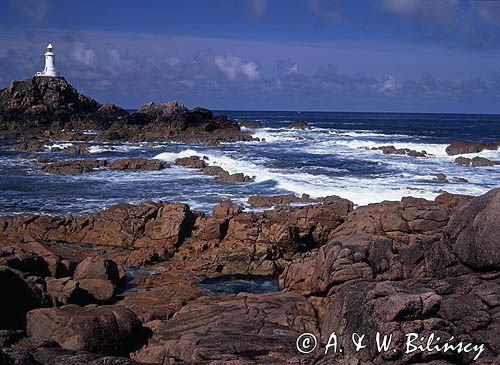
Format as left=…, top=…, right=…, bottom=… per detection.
left=371, top=145, right=428, bottom=157
left=286, top=120, right=311, bottom=129
left=175, top=155, right=254, bottom=183
left=455, top=156, right=500, bottom=167
left=446, top=139, right=500, bottom=156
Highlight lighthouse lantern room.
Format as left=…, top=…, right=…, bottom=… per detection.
left=35, top=43, right=59, bottom=77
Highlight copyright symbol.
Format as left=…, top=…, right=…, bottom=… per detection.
left=296, top=332, right=317, bottom=354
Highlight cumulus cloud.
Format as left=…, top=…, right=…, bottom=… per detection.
left=214, top=54, right=260, bottom=80
left=375, top=74, right=401, bottom=95
left=70, top=41, right=96, bottom=66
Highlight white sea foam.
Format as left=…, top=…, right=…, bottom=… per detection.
left=153, top=148, right=489, bottom=206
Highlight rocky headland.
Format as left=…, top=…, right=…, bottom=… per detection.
left=0, top=77, right=254, bottom=145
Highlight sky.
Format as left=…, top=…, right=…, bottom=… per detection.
left=1, top=0, right=500, bottom=113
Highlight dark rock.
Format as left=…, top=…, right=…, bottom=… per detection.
left=446, top=139, right=500, bottom=156
left=174, top=156, right=207, bottom=169
left=248, top=193, right=317, bottom=208
left=107, top=158, right=169, bottom=171
left=0, top=266, right=38, bottom=329
left=14, top=140, right=48, bottom=152
left=455, top=156, right=499, bottom=167
left=434, top=173, right=449, bottom=183
left=26, top=305, right=144, bottom=355
left=239, top=120, right=262, bottom=128
left=372, top=145, right=428, bottom=157
left=0, top=77, right=101, bottom=133
left=41, top=159, right=107, bottom=175
left=286, top=120, right=311, bottom=129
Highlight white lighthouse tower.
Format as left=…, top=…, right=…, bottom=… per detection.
left=35, top=43, right=59, bottom=77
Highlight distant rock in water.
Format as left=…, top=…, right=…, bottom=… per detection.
left=107, top=158, right=169, bottom=171
left=239, top=120, right=262, bottom=128
left=286, top=120, right=311, bottom=129
left=41, top=159, right=107, bottom=175
left=371, top=145, right=427, bottom=157
left=174, top=155, right=254, bottom=183
left=446, top=139, right=500, bottom=156
left=455, top=156, right=500, bottom=167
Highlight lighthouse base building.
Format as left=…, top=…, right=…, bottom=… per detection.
left=35, top=43, right=59, bottom=77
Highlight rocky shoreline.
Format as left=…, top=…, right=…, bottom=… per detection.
left=0, top=188, right=498, bottom=364
left=1, top=76, right=499, bottom=364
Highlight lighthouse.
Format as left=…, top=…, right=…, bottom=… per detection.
left=35, top=43, right=59, bottom=77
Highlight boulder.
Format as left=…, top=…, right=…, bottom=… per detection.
left=26, top=305, right=144, bottom=355
left=239, top=120, right=262, bottom=128
left=248, top=193, right=317, bottom=208
left=446, top=139, right=500, bottom=155
left=0, top=266, right=38, bottom=329
left=433, top=173, right=449, bottom=183
left=445, top=188, right=500, bottom=270
left=73, top=256, right=125, bottom=301
left=174, top=156, right=207, bottom=169
left=286, top=120, right=311, bottom=129
left=455, top=156, right=500, bottom=167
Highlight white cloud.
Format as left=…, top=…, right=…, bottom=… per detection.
left=214, top=54, right=261, bottom=81
left=375, top=74, right=401, bottom=95
left=70, top=41, right=96, bottom=66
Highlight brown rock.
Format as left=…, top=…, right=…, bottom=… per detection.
left=132, top=292, right=318, bottom=364
left=446, top=139, right=500, bottom=155
left=286, top=120, right=311, bottom=129
left=26, top=305, right=144, bottom=355
left=445, top=188, right=500, bottom=270
left=107, top=158, right=169, bottom=171
left=41, top=159, right=107, bottom=175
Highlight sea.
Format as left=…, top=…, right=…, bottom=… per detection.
left=0, top=111, right=499, bottom=216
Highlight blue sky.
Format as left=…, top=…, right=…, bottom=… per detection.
left=1, top=0, right=500, bottom=113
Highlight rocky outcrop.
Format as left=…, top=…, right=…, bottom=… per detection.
left=280, top=193, right=473, bottom=294
left=446, top=139, right=500, bottom=155
left=40, top=158, right=169, bottom=175
left=175, top=155, right=254, bottom=183
left=26, top=305, right=144, bottom=355
left=41, top=159, right=107, bottom=175
left=248, top=193, right=320, bottom=208
left=97, top=101, right=254, bottom=144
left=371, top=145, right=428, bottom=157
left=132, top=292, right=318, bottom=364
left=444, top=188, right=500, bottom=270
left=286, top=120, right=311, bottom=129
left=0, top=201, right=199, bottom=266
left=0, top=77, right=253, bottom=145
left=107, top=158, right=169, bottom=171
left=239, top=120, right=262, bottom=128
left=455, top=156, right=500, bottom=167
left=0, top=77, right=127, bottom=136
